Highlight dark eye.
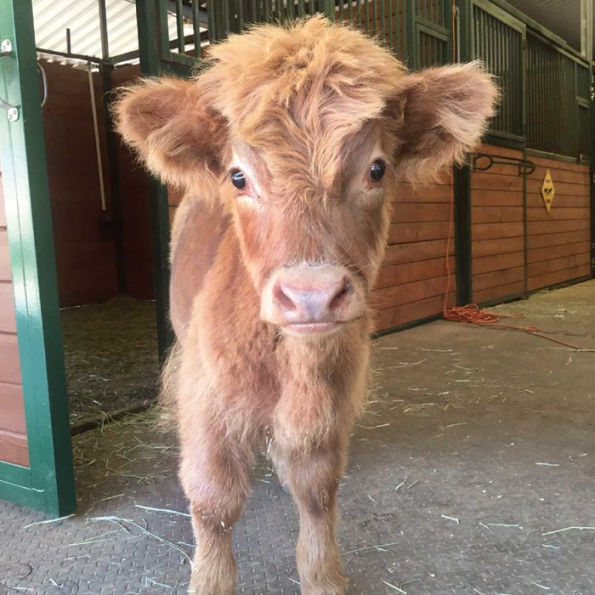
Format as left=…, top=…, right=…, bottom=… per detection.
left=230, top=169, right=246, bottom=190
left=370, top=159, right=386, bottom=182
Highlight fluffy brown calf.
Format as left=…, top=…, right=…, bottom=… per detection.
left=116, top=16, right=497, bottom=594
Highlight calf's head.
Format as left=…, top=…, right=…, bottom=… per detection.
left=116, top=16, right=497, bottom=337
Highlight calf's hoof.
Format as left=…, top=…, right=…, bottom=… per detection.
left=188, top=563, right=235, bottom=595
left=301, top=584, right=345, bottom=595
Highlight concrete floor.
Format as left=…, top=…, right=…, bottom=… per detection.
left=2, top=280, right=595, bottom=594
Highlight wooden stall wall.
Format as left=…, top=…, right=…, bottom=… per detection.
left=373, top=178, right=455, bottom=332
left=112, top=64, right=154, bottom=300
left=41, top=60, right=119, bottom=307
left=0, top=172, right=29, bottom=467
left=526, top=154, right=590, bottom=291
left=471, top=143, right=525, bottom=304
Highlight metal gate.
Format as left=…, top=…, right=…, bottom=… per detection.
left=0, top=0, right=75, bottom=516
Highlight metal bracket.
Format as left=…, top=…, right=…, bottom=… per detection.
left=470, top=152, right=535, bottom=176
left=0, top=38, right=19, bottom=121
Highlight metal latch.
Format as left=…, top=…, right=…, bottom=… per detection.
left=0, top=39, right=19, bottom=122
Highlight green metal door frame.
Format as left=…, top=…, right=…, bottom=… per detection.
left=0, top=0, right=75, bottom=516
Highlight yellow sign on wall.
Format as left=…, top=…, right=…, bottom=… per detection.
left=541, top=169, right=555, bottom=213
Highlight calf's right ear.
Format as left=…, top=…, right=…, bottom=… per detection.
left=114, top=77, right=227, bottom=189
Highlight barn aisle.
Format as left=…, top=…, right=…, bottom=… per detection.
left=1, top=281, right=595, bottom=594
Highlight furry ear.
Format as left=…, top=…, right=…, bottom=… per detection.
left=114, top=77, right=227, bottom=190
left=392, top=62, right=499, bottom=182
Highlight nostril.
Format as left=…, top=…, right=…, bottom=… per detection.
left=329, top=277, right=353, bottom=312
left=274, top=283, right=297, bottom=312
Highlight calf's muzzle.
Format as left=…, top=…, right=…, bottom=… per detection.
left=261, top=263, right=365, bottom=335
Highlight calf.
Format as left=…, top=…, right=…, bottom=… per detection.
left=116, top=16, right=497, bottom=594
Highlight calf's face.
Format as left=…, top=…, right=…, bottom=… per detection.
left=227, top=125, right=392, bottom=336
left=115, top=17, right=497, bottom=337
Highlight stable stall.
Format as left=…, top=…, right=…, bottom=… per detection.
left=0, top=0, right=592, bottom=514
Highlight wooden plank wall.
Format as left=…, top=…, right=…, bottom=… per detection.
left=526, top=154, right=590, bottom=290
left=41, top=61, right=154, bottom=306
left=471, top=143, right=525, bottom=304
left=0, top=172, right=29, bottom=467
left=41, top=60, right=119, bottom=307
left=373, top=178, right=455, bottom=331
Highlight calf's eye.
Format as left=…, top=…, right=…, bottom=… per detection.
left=370, top=159, right=386, bottom=182
left=230, top=169, right=246, bottom=190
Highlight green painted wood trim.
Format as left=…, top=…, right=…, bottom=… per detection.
left=0, top=460, right=31, bottom=486
left=0, top=477, right=45, bottom=511
left=0, top=0, right=75, bottom=516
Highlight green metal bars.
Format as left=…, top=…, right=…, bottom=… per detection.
left=471, top=0, right=525, bottom=142
left=410, top=0, right=451, bottom=68
left=526, top=32, right=591, bottom=159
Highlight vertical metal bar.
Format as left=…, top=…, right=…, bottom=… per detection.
left=372, top=0, right=377, bottom=34
left=406, top=0, right=416, bottom=69
left=379, top=0, right=385, bottom=42
left=223, top=0, right=231, bottom=34
left=135, top=0, right=174, bottom=361
left=66, top=27, right=71, bottom=54
left=287, top=0, right=295, bottom=19
left=236, top=0, right=244, bottom=31
left=192, top=0, right=201, bottom=56
left=322, top=0, right=336, bottom=20
left=298, top=0, right=305, bottom=17
left=176, top=0, right=185, bottom=53
left=98, top=0, right=109, bottom=59
left=207, top=0, right=217, bottom=42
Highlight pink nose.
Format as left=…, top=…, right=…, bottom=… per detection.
left=273, top=276, right=353, bottom=323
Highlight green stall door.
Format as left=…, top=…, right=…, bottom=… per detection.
left=0, top=0, right=75, bottom=516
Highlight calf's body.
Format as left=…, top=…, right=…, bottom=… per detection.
left=116, top=16, right=497, bottom=594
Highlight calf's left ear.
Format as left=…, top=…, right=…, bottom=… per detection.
left=392, top=62, right=499, bottom=182
left=114, top=77, right=227, bottom=190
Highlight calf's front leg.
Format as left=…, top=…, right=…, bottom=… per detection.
left=179, top=424, right=251, bottom=595
left=275, top=434, right=348, bottom=595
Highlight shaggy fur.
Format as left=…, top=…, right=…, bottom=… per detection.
left=115, top=16, right=497, bottom=594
